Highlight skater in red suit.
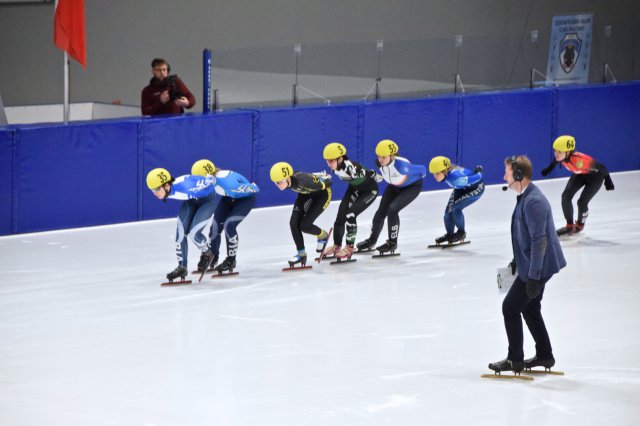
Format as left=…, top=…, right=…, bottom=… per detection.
left=540, top=135, right=615, bottom=236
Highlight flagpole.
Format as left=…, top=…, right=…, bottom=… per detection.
left=63, top=51, right=69, bottom=123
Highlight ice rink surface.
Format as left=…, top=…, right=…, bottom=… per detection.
left=1, top=172, right=639, bottom=426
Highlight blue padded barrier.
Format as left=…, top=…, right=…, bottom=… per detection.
left=461, top=89, right=554, bottom=184
left=140, top=111, right=255, bottom=220
left=15, top=121, right=139, bottom=233
left=0, top=129, right=15, bottom=234
left=555, top=82, right=640, bottom=175
left=254, top=104, right=360, bottom=208
left=361, top=97, right=460, bottom=192
left=1, top=82, right=638, bottom=235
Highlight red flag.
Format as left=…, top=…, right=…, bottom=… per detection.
left=54, top=0, right=86, bottom=67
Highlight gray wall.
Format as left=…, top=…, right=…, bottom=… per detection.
left=1, top=0, right=639, bottom=111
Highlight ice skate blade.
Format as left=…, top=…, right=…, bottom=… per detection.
left=211, top=271, right=240, bottom=278
left=282, top=265, right=313, bottom=272
left=525, top=369, right=564, bottom=375
left=372, top=252, right=400, bottom=258
left=428, top=241, right=471, bottom=249
left=558, top=233, right=584, bottom=241
left=330, top=258, right=357, bottom=265
left=191, top=268, right=216, bottom=274
left=353, top=248, right=374, bottom=255
left=161, top=279, right=192, bottom=287
left=314, top=254, right=336, bottom=262
left=481, top=373, right=533, bottom=381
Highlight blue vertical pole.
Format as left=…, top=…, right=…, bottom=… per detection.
left=203, top=49, right=212, bottom=113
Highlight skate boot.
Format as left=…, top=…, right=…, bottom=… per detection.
left=435, top=233, right=454, bottom=245
left=322, top=244, right=341, bottom=258
left=556, top=223, right=575, bottom=236
left=488, top=358, right=525, bottom=373
left=336, top=244, right=354, bottom=260
left=316, top=230, right=330, bottom=253
left=215, top=256, right=237, bottom=273
left=376, top=240, right=398, bottom=254
left=573, top=222, right=584, bottom=234
left=356, top=238, right=376, bottom=252
left=166, top=265, right=188, bottom=282
left=449, top=230, right=466, bottom=244
left=288, top=252, right=308, bottom=267
left=197, top=251, right=218, bottom=272
left=524, top=355, right=555, bottom=370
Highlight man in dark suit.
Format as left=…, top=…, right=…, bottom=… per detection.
left=489, top=155, right=567, bottom=373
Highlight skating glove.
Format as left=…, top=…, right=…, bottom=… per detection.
left=604, top=176, right=615, bottom=191
left=508, top=259, right=516, bottom=275
left=374, top=174, right=384, bottom=183
left=473, top=165, right=483, bottom=174
left=541, top=162, right=556, bottom=177
left=526, top=279, right=541, bottom=299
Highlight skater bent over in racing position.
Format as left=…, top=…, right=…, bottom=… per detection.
left=270, top=162, right=332, bottom=267
left=191, top=159, right=259, bottom=273
left=540, top=135, right=615, bottom=236
left=356, top=139, right=426, bottom=254
left=322, top=142, right=379, bottom=260
left=429, top=156, right=484, bottom=245
left=489, top=155, right=566, bottom=374
left=146, top=167, right=218, bottom=281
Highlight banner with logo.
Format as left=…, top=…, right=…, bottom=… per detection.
left=546, top=13, right=593, bottom=85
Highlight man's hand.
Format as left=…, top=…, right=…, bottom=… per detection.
left=508, top=259, right=516, bottom=275
left=174, top=96, right=189, bottom=107
left=526, top=279, right=541, bottom=299
left=160, top=91, right=170, bottom=104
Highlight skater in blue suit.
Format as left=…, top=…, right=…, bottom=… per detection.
left=191, top=159, right=259, bottom=274
left=429, top=156, right=484, bottom=245
left=146, top=167, right=218, bottom=281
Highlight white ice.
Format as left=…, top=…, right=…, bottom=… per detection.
left=1, top=172, right=639, bottom=426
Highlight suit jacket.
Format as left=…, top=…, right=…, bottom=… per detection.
left=511, top=183, right=566, bottom=281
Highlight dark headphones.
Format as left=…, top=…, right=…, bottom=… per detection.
left=166, top=62, right=171, bottom=73
left=510, top=156, right=524, bottom=182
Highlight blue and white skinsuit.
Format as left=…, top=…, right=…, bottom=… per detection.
left=166, top=175, right=218, bottom=267
left=441, top=167, right=484, bottom=235
left=206, top=170, right=259, bottom=259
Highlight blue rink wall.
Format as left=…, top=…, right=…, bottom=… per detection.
left=1, top=82, right=639, bottom=235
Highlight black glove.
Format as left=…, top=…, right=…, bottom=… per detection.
left=604, top=176, right=615, bottom=191
left=508, top=259, right=516, bottom=275
left=526, top=279, right=541, bottom=299
left=473, top=165, right=483, bottom=174
left=541, top=164, right=555, bottom=177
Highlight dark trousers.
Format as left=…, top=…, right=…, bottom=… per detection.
left=333, top=184, right=378, bottom=246
left=290, top=189, right=331, bottom=251
left=209, top=194, right=256, bottom=258
left=369, top=179, right=422, bottom=243
left=502, top=275, right=553, bottom=362
left=561, top=173, right=604, bottom=224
